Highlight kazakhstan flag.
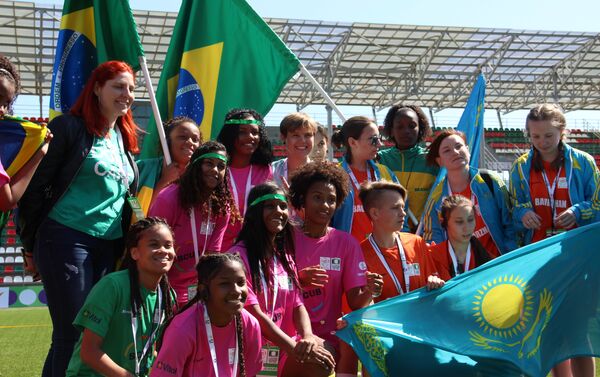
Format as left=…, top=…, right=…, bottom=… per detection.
left=49, top=0, right=143, bottom=119
left=337, top=222, right=600, bottom=377
left=139, top=0, right=300, bottom=158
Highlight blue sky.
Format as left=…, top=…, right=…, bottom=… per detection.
left=22, top=0, right=600, bottom=128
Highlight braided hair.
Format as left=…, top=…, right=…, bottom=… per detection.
left=158, top=253, right=248, bottom=376
left=236, top=182, right=300, bottom=295
left=177, top=141, right=240, bottom=223
left=0, top=55, right=20, bottom=114
left=216, top=108, right=273, bottom=166
left=121, top=217, right=176, bottom=321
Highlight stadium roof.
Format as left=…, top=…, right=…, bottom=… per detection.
left=2, top=0, right=600, bottom=112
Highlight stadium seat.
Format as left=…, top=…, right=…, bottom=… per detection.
left=13, top=275, right=23, bottom=283
left=0, top=256, right=4, bottom=263
left=0, top=247, right=4, bottom=254
left=5, top=256, right=14, bottom=263
left=6, top=247, right=14, bottom=254
left=24, top=275, right=33, bottom=283
left=15, top=256, right=23, bottom=264
left=4, top=276, right=12, bottom=283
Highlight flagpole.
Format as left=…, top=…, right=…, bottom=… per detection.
left=139, top=56, right=172, bottom=165
left=298, top=63, right=346, bottom=122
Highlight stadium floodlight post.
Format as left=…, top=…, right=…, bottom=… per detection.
left=139, top=56, right=172, bottom=165
left=298, top=63, right=345, bottom=161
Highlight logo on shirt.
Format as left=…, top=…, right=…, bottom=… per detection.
left=359, top=261, right=367, bottom=271
left=155, top=361, right=178, bottom=375
left=534, top=198, right=567, bottom=209
left=303, top=288, right=323, bottom=300
left=82, top=309, right=101, bottom=325
left=320, top=257, right=341, bottom=271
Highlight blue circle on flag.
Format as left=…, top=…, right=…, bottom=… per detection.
left=173, top=68, right=205, bottom=126
left=50, top=29, right=97, bottom=113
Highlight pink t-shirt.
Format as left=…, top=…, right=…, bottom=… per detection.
left=0, top=159, right=9, bottom=186
left=149, top=184, right=229, bottom=306
left=229, top=243, right=304, bottom=343
left=221, top=164, right=273, bottom=251
left=151, top=304, right=262, bottom=377
left=293, top=227, right=368, bottom=344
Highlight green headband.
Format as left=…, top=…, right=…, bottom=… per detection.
left=224, top=119, right=262, bottom=126
left=192, top=152, right=228, bottom=165
left=249, top=193, right=286, bottom=207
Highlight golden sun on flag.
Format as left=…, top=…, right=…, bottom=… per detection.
left=472, top=275, right=535, bottom=339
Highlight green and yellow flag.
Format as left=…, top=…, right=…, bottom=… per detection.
left=139, top=0, right=300, bottom=158
left=50, top=0, right=144, bottom=119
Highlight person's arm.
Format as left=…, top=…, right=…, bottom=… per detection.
left=80, top=328, right=134, bottom=377
left=151, top=162, right=181, bottom=204
left=560, top=153, right=600, bottom=227
left=292, top=304, right=336, bottom=369
left=246, top=304, right=296, bottom=355
left=1, top=131, right=52, bottom=211
left=508, top=158, right=535, bottom=233
left=492, top=173, right=518, bottom=252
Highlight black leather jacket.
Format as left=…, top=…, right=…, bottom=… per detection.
left=18, top=114, right=139, bottom=251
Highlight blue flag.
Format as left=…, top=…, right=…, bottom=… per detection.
left=337, top=222, right=600, bottom=377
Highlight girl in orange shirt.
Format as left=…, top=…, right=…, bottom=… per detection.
left=430, top=195, right=493, bottom=281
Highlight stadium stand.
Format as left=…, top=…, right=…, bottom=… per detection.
left=0, top=214, right=36, bottom=285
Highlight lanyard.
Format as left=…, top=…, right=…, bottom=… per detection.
left=447, top=180, right=475, bottom=205
left=258, top=256, right=278, bottom=319
left=229, top=166, right=253, bottom=216
left=203, top=304, right=238, bottom=377
left=190, top=200, right=212, bottom=264
left=541, top=166, right=562, bottom=223
left=368, top=234, right=409, bottom=295
left=130, top=288, right=162, bottom=376
left=448, top=241, right=471, bottom=276
left=107, top=128, right=130, bottom=193
left=348, top=164, right=372, bottom=192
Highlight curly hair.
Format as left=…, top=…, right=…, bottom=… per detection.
left=216, top=108, right=273, bottom=166
left=163, top=116, right=202, bottom=149
left=121, top=217, right=176, bottom=323
left=0, top=55, right=20, bottom=114
left=236, top=182, right=299, bottom=294
left=383, top=104, right=431, bottom=146
left=288, top=161, right=350, bottom=210
left=177, top=141, right=239, bottom=222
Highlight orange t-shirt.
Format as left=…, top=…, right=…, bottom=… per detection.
left=529, top=161, right=573, bottom=242
left=430, top=240, right=488, bottom=280
left=360, top=232, right=440, bottom=303
left=349, top=167, right=373, bottom=242
left=455, top=186, right=500, bottom=258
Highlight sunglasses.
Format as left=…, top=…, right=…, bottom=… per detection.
left=366, top=134, right=383, bottom=146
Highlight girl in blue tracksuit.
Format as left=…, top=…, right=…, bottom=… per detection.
left=419, top=130, right=516, bottom=256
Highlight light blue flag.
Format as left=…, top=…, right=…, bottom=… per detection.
left=337, top=222, right=600, bottom=377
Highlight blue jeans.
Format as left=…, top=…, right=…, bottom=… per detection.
left=35, top=218, right=120, bottom=377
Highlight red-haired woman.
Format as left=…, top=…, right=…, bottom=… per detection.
left=19, top=61, right=140, bottom=377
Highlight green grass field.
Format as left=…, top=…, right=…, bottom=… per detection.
left=0, top=307, right=599, bottom=377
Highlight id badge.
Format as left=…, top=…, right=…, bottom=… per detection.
left=127, top=197, right=145, bottom=221
left=257, top=345, right=280, bottom=376
left=187, top=285, right=197, bottom=301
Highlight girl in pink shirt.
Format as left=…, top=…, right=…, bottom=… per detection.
left=230, top=182, right=335, bottom=377
left=288, top=162, right=383, bottom=375
left=217, top=109, right=273, bottom=251
left=149, top=142, right=236, bottom=307
left=152, top=253, right=263, bottom=377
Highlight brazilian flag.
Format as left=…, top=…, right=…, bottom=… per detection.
left=337, top=222, right=600, bottom=377
left=49, top=0, right=144, bottom=119
left=139, top=0, right=300, bottom=158
left=0, top=116, right=48, bottom=177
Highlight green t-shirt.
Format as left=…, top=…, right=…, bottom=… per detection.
left=378, top=145, right=439, bottom=230
left=66, top=270, right=160, bottom=377
left=49, top=128, right=134, bottom=239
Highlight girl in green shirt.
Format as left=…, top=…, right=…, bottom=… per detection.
left=66, top=217, right=176, bottom=377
